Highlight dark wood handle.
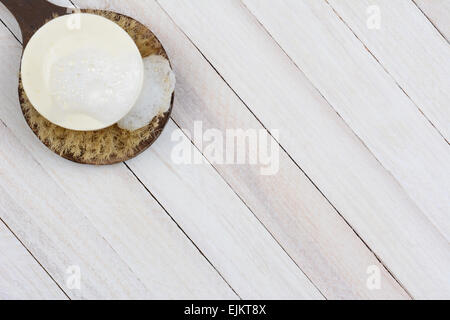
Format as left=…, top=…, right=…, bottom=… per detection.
left=0, top=0, right=67, bottom=46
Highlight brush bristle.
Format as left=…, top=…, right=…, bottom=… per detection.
left=19, top=9, right=172, bottom=164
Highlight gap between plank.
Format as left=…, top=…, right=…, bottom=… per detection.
left=239, top=0, right=446, bottom=239
left=0, top=17, right=20, bottom=43
left=0, top=120, right=70, bottom=299
left=0, top=216, right=71, bottom=299
left=123, top=162, right=242, bottom=300
left=0, top=1, right=322, bottom=298
left=0, top=2, right=404, bottom=299
left=1, top=112, right=161, bottom=298
left=69, top=0, right=240, bottom=299
left=411, top=0, right=449, bottom=43
left=236, top=0, right=443, bottom=298
left=321, top=0, right=449, bottom=238
left=0, top=23, right=167, bottom=297
left=151, top=0, right=326, bottom=299
left=0, top=9, right=238, bottom=300
left=157, top=0, right=416, bottom=298
left=324, top=0, right=448, bottom=144
left=0, top=104, right=163, bottom=299
left=0, top=3, right=403, bottom=299
left=155, top=0, right=413, bottom=299
left=69, top=0, right=241, bottom=299
left=69, top=0, right=324, bottom=298
left=166, top=116, right=327, bottom=299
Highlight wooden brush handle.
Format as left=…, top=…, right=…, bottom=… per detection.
left=0, top=0, right=67, bottom=46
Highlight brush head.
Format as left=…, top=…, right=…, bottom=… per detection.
left=19, top=9, right=173, bottom=165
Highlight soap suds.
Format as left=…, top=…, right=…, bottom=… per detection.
left=50, top=48, right=142, bottom=129
left=118, top=55, right=175, bottom=131
left=21, top=13, right=144, bottom=131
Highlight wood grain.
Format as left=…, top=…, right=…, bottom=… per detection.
left=328, top=0, right=450, bottom=140
left=128, top=120, right=323, bottom=300
left=71, top=0, right=328, bottom=300
left=241, top=0, right=450, bottom=240
left=157, top=0, right=450, bottom=298
left=0, top=0, right=448, bottom=299
left=0, top=221, right=67, bottom=300
left=414, top=0, right=450, bottom=40
left=0, top=3, right=323, bottom=299
left=0, top=122, right=150, bottom=299
left=83, top=0, right=411, bottom=299
left=0, top=23, right=236, bottom=299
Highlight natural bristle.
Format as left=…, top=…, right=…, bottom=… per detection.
left=19, top=9, right=173, bottom=165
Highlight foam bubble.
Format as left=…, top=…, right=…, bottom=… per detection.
left=118, top=55, right=175, bottom=131
left=50, top=48, right=142, bottom=127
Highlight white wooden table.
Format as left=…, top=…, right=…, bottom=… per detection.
left=0, top=0, right=449, bottom=300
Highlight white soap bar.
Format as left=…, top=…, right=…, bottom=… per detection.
left=21, top=13, right=144, bottom=131
left=118, top=55, right=175, bottom=131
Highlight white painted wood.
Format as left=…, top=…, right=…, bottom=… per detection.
left=89, top=0, right=410, bottom=300
left=0, top=0, right=448, bottom=299
left=128, top=120, right=323, bottom=300
left=0, top=119, right=235, bottom=300
left=0, top=23, right=236, bottom=300
left=241, top=0, right=450, bottom=240
left=0, top=122, right=150, bottom=299
left=328, top=0, right=450, bottom=140
left=414, top=0, right=450, bottom=40
left=0, top=222, right=67, bottom=300
left=0, top=5, right=322, bottom=299
left=157, top=0, right=450, bottom=298
left=68, top=0, right=326, bottom=300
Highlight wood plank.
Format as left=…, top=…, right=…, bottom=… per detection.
left=70, top=0, right=321, bottom=300
left=414, top=0, right=450, bottom=40
left=0, top=121, right=235, bottom=300
left=0, top=222, right=67, bottom=300
left=0, top=23, right=236, bottom=300
left=0, top=5, right=320, bottom=299
left=71, top=0, right=409, bottom=299
left=0, top=122, right=150, bottom=299
left=241, top=0, right=450, bottom=240
left=328, top=0, right=450, bottom=140
left=157, top=0, right=450, bottom=298
left=128, top=120, right=322, bottom=299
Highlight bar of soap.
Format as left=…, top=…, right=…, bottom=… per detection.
left=118, top=55, right=175, bottom=131
left=21, top=13, right=144, bottom=131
